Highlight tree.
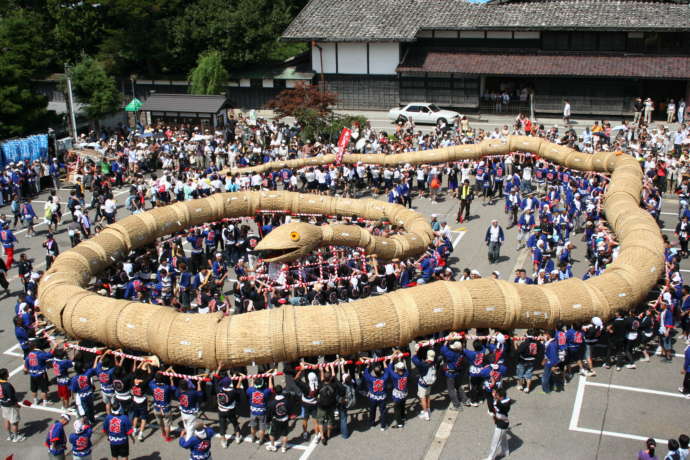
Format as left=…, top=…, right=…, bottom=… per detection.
left=96, top=0, right=185, bottom=76
left=267, top=82, right=336, bottom=119
left=266, top=82, right=338, bottom=141
left=188, top=50, right=229, bottom=95
left=69, top=55, right=120, bottom=125
left=46, top=0, right=106, bottom=65
left=0, top=8, right=53, bottom=138
left=170, top=0, right=307, bottom=72
left=2, top=0, right=308, bottom=84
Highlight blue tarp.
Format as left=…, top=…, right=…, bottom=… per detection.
left=0, top=134, right=48, bottom=168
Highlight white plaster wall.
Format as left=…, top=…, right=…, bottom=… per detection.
left=369, top=42, right=399, bottom=75
left=311, top=42, right=337, bottom=73
left=337, top=42, right=367, bottom=74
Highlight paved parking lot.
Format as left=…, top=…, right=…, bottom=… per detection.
left=0, top=183, right=687, bottom=460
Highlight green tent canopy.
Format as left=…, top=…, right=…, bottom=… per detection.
left=124, top=98, right=142, bottom=112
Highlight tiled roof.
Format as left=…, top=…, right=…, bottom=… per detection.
left=397, top=50, right=690, bottom=79
left=141, top=94, right=228, bottom=114
left=282, top=0, right=690, bottom=42
left=283, top=0, right=421, bottom=42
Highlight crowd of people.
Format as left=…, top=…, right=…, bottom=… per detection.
left=0, top=109, right=689, bottom=459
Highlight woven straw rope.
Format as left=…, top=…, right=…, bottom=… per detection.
left=37, top=137, right=664, bottom=368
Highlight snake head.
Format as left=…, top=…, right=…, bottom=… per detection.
left=254, top=222, right=323, bottom=263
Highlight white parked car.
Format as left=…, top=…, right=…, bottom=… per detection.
left=388, top=103, right=461, bottom=125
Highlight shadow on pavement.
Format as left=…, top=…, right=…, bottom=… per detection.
left=22, top=416, right=51, bottom=437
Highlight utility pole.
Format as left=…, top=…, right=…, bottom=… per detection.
left=311, top=41, right=325, bottom=96
left=64, top=63, right=78, bottom=141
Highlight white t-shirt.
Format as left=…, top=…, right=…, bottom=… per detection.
left=489, top=225, right=501, bottom=242
left=522, top=166, right=532, bottom=181
left=104, top=199, right=117, bottom=214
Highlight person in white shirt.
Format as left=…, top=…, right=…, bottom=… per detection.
left=251, top=173, right=262, bottom=190
left=643, top=98, right=654, bottom=125
left=668, top=99, right=676, bottom=123
left=316, top=168, right=327, bottom=194
left=484, top=220, right=505, bottom=264
left=563, top=99, right=571, bottom=125
left=103, top=196, right=117, bottom=224
left=439, top=221, right=452, bottom=242
left=460, top=163, right=472, bottom=184
left=520, top=165, right=532, bottom=194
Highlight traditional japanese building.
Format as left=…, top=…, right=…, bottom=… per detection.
left=282, top=0, right=690, bottom=116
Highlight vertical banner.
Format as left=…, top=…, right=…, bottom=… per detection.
left=335, top=127, right=352, bottom=165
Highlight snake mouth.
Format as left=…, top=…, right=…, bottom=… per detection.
left=257, top=247, right=301, bottom=262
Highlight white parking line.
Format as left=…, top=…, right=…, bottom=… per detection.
left=298, top=435, right=320, bottom=459
left=6, top=194, right=134, bottom=236
left=570, top=426, right=668, bottom=444
left=585, top=381, right=688, bottom=399
left=14, top=215, right=71, bottom=235
left=451, top=231, right=466, bottom=249
left=568, top=375, right=587, bottom=430
left=8, top=261, right=45, bottom=283
left=423, top=408, right=460, bottom=460
left=510, top=247, right=530, bottom=275
left=3, top=326, right=54, bottom=358
left=652, top=347, right=686, bottom=358
left=18, top=401, right=77, bottom=416
left=9, top=364, right=24, bottom=377
left=3, top=343, right=22, bottom=357
left=570, top=375, right=674, bottom=444
left=238, top=436, right=307, bottom=451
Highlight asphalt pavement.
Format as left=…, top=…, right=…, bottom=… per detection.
left=0, top=180, right=687, bottom=460
left=251, top=109, right=635, bottom=137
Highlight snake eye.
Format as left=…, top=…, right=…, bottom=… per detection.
left=290, top=232, right=300, bottom=241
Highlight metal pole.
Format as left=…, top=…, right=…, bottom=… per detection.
left=530, top=92, right=535, bottom=122
left=312, top=41, right=325, bottom=96
left=65, top=64, right=78, bottom=141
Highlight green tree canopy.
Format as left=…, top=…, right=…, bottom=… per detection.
left=170, top=0, right=307, bottom=72
left=69, top=55, right=120, bottom=123
left=188, top=50, right=230, bottom=95
left=4, top=0, right=309, bottom=79
left=46, top=0, right=105, bottom=65
left=95, top=0, right=184, bottom=76
left=0, top=8, right=53, bottom=138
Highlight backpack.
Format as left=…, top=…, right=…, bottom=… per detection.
left=274, top=398, right=288, bottom=418
left=342, top=382, right=356, bottom=409
left=585, top=325, right=601, bottom=340
left=112, top=378, right=125, bottom=392
left=317, top=383, right=336, bottom=408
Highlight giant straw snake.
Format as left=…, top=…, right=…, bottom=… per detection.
left=37, top=136, right=664, bottom=368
